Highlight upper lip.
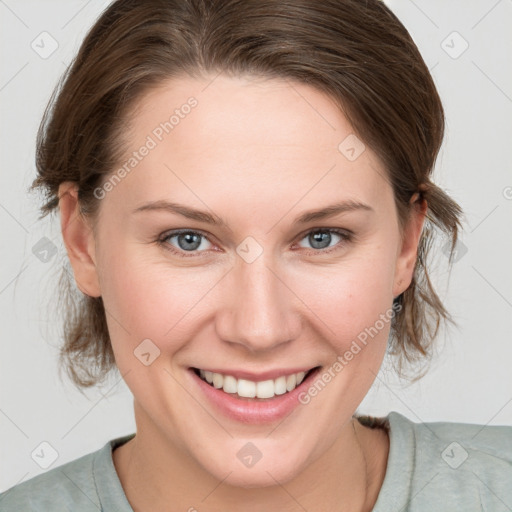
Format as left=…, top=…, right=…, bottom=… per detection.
left=191, top=366, right=319, bottom=382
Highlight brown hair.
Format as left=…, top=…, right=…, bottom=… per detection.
left=32, top=0, right=463, bottom=388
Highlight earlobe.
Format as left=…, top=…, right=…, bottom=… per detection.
left=58, top=182, right=101, bottom=298
left=392, top=194, right=428, bottom=298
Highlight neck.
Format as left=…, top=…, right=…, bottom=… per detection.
left=113, top=405, right=389, bottom=512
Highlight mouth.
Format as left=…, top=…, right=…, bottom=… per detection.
left=191, top=366, right=321, bottom=401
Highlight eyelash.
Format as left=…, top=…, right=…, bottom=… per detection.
left=156, top=228, right=353, bottom=258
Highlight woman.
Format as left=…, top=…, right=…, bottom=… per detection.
left=1, top=0, right=510, bottom=510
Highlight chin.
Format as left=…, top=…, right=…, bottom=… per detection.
left=224, top=465, right=300, bottom=489
left=196, top=442, right=308, bottom=489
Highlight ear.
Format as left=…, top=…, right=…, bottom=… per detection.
left=392, top=193, right=427, bottom=299
left=58, top=182, right=101, bottom=298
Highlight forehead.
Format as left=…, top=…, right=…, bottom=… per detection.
left=130, top=74, right=355, bottom=155
left=110, top=74, right=391, bottom=215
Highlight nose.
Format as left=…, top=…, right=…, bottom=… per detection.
left=215, top=254, right=302, bottom=353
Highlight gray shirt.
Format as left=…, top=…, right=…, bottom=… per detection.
left=1, top=411, right=511, bottom=511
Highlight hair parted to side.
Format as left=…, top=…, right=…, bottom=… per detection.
left=32, top=0, right=463, bottom=388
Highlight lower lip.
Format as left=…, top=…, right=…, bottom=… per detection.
left=188, top=367, right=321, bottom=424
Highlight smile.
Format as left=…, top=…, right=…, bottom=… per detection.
left=189, top=366, right=322, bottom=423
left=193, top=367, right=317, bottom=399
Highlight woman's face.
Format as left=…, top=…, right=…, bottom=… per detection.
left=70, top=74, right=424, bottom=486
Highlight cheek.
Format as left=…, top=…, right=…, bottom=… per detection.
left=289, top=246, right=397, bottom=358
left=283, top=250, right=398, bottom=432
left=97, top=247, right=220, bottom=360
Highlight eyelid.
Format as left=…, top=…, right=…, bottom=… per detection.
left=157, top=227, right=353, bottom=257
left=291, top=227, right=353, bottom=254
left=157, top=228, right=217, bottom=257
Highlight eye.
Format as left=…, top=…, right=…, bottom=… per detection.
left=157, top=227, right=353, bottom=258
left=295, top=228, right=352, bottom=254
left=158, top=229, right=214, bottom=257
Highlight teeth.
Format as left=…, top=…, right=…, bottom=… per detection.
left=197, top=368, right=311, bottom=399
left=238, top=379, right=256, bottom=398
left=223, top=375, right=238, bottom=394
left=286, top=373, right=296, bottom=392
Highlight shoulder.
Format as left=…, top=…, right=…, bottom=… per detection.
left=0, top=450, right=99, bottom=511
left=0, top=434, right=134, bottom=511
left=395, top=411, right=512, bottom=472
left=381, top=412, right=512, bottom=511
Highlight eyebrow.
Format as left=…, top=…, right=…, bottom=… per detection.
left=132, top=199, right=373, bottom=226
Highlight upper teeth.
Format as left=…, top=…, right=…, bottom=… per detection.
left=198, top=369, right=308, bottom=399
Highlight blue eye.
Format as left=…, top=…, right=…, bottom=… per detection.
left=157, top=228, right=352, bottom=257
left=158, top=230, right=213, bottom=256
left=296, top=228, right=352, bottom=253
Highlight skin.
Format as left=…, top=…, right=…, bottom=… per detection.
left=59, top=74, right=426, bottom=511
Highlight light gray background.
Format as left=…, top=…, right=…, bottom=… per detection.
left=1, top=0, right=511, bottom=492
